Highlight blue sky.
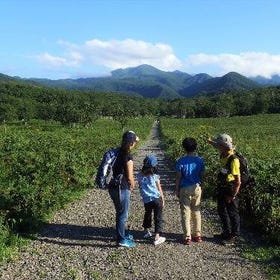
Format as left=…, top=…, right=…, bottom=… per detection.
left=1, top=0, right=280, bottom=79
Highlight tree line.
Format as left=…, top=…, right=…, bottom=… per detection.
left=0, top=81, right=279, bottom=124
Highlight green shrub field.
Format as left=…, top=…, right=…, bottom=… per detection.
left=159, top=114, right=280, bottom=244
left=0, top=113, right=279, bottom=263
left=0, top=117, right=153, bottom=260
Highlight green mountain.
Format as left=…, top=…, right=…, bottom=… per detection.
left=2, top=65, right=260, bottom=98
left=251, top=74, right=280, bottom=86
left=179, top=72, right=260, bottom=97
left=29, top=65, right=190, bottom=98
left=0, top=73, right=17, bottom=82
left=111, top=64, right=166, bottom=78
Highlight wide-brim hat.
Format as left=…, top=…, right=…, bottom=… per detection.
left=212, top=133, right=234, bottom=150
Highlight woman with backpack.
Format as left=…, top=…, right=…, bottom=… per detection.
left=108, top=131, right=139, bottom=248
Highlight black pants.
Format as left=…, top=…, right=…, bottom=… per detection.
left=142, top=198, right=163, bottom=234
left=217, top=189, right=240, bottom=237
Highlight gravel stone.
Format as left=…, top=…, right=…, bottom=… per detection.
left=0, top=122, right=267, bottom=280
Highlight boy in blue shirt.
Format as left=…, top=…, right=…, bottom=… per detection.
left=137, top=155, right=166, bottom=246
left=175, top=137, right=205, bottom=245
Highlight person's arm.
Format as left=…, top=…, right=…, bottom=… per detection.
left=232, top=175, right=241, bottom=198
left=226, top=158, right=241, bottom=202
left=207, top=137, right=216, bottom=147
left=156, top=179, right=165, bottom=207
left=175, top=171, right=181, bottom=197
left=126, top=160, right=135, bottom=190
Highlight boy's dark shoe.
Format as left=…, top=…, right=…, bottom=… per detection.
left=222, top=235, right=239, bottom=246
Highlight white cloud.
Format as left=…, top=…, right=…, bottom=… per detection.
left=35, top=38, right=182, bottom=74
left=35, top=52, right=82, bottom=67
left=34, top=40, right=280, bottom=79
left=187, top=52, right=280, bottom=78
left=83, top=38, right=182, bottom=71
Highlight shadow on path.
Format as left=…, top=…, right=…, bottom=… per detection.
left=37, top=221, right=186, bottom=247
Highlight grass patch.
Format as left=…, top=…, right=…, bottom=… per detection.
left=241, top=245, right=280, bottom=280
left=0, top=231, right=30, bottom=263
left=0, top=187, right=86, bottom=263
left=202, top=199, right=279, bottom=279
left=202, top=199, right=217, bottom=210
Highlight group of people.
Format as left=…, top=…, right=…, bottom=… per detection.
left=107, top=130, right=241, bottom=248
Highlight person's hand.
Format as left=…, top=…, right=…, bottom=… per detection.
left=207, top=137, right=214, bottom=145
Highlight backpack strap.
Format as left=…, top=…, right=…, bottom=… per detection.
left=112, top=148, right=127, bottom=178
left=225, top=154, right=236, bottom=173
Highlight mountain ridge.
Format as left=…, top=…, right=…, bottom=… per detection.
left=1, top=64, right=279, bottom=98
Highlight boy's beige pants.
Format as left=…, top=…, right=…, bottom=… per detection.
left=179, top=184, right=202, bottom=239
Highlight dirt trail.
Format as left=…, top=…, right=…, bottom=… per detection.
left=0, top=122, right=267, bottom=280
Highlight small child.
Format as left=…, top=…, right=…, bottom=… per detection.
left=137, top=155, right=166, bottom=246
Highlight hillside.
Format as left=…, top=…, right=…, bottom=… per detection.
left=21, top=65, right=260, bottom=99
left=251, top=74, right=280, bottom=86
left=179, top=72, right=260, bottom=97
left=6, top=65, right=280, bottom=99
left=0, top=73, right=17, bottom=82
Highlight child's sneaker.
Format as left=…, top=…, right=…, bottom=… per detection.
left=118, top=239, right=136, bottom=248
left=143, top=231, right=152, bottom=238
left=154, top=236, right=166, bottom=246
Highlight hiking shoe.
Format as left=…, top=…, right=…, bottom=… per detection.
left=143, top=231, right=153, bottom=238
left=125, top=234, right=134, bottom=241
left=193, top=236, right=202, bottom=243
left=214, top=232, right=231, bottom=240
left=154, top=236, right=166, bottom=246
left=222, top=236, right=238, bottom=246
left=183, top=238, right=192, bottom=245
left=118, top=239, right=136, bottom=248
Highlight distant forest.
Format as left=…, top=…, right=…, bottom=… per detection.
left=0, top=80, right=280, bottom=125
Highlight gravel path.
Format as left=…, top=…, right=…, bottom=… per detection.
left=0, top=122, right=267, bottom=280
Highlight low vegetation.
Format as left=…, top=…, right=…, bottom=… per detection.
left=160, top=115, right=280, bottom=279
left=0, top=77, right=279, bottom=277
left=0, top=118, right=153, bottom=260
left=159, top=114, right=280, bottom=245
